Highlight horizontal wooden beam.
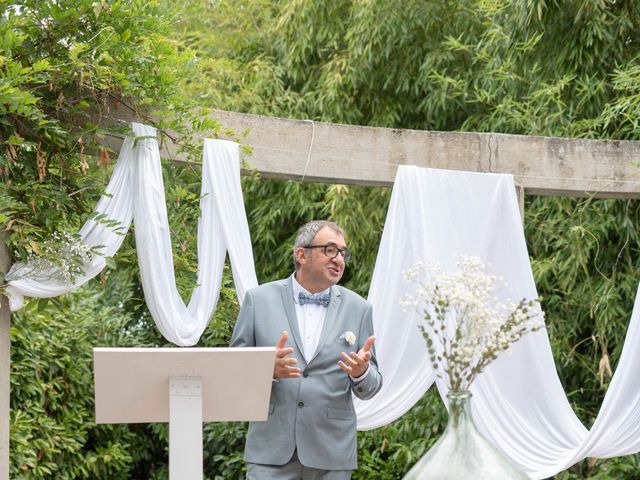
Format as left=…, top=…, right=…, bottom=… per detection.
left=105, top=108, right=640, bottom=199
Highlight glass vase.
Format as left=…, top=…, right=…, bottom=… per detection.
left=403, top=391, right=528, bottom=480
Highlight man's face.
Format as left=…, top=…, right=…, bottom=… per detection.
left=296, top=226, right=346, bottom=293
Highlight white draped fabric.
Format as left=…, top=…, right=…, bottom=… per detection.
left=354, top=166, right=640, bottom=479
left=6, top=133, right=135, bottom=311
left=7, top=124, right=640, bottom=476
left=7, top=123, right=258, bottom=346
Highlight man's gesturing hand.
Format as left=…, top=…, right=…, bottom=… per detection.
left=338, top=335, right=375, bottom=379
left=273, top=330, right=301, bottom=380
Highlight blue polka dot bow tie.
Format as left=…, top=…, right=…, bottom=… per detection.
left=298, top=292, right=331, bottom=307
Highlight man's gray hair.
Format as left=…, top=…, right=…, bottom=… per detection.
left=293, top=220, right=344, bottom=271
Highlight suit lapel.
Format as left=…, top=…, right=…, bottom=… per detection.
left=280, top=277, right=305, bottom=362
left=308, top=285, right=342, bottom=364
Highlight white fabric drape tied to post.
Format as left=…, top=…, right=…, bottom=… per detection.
left=6, top=123, right=258, bottom=346
left=355, top=166, right=640, bottom=479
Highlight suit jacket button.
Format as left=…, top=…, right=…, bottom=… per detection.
left=357, top=387, right=363, bottom=393
left=298, top=401, right=304, bottom=408
left=303, top=371, right=309, bottom=378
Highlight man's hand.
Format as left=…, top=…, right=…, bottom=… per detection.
left=338, top=335, right=375, bottom=379
left=273, top=330, right=301, bottom=380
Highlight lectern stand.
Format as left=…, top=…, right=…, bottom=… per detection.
left=93, top=347, right=276, bottom=479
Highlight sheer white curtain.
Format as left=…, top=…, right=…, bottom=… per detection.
left=6, top=123, right=258, bottom=346
left=355, top=166, right=640, bottom=479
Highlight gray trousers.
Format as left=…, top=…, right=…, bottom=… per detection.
left=246, top=451, right=352, bottom=480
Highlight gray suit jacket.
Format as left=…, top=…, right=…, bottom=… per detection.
left=230, top=276, right=383, bottom=470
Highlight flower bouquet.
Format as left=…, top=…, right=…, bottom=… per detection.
left=401, top=255, right=544, bottom=479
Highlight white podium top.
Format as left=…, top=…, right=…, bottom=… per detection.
left=93, top=347, right=276, bottom=424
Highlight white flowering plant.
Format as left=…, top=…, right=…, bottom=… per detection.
left=401, top=256, right=544, bottom=392
left=6, top=232, right=97, bottom=286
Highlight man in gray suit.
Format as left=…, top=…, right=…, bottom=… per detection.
left=230, top=220, right=383, bottom=479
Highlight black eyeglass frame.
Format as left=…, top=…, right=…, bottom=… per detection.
left=304, top=243, right=352, bottom=264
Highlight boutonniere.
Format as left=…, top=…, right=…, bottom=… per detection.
left=340, top=331, right=356, bottom=347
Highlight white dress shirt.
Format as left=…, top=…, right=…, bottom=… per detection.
left=291, top=273, right=370, bottom=381
left=292, top=273, right=329, bottom=363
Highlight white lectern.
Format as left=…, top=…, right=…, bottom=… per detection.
left=93, top=347, right=276, bottom=480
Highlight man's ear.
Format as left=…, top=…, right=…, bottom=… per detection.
left=295, top=247, right=308, bottom=266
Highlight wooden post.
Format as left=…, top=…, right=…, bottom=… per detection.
left=0, top=232, right=10, bottom=480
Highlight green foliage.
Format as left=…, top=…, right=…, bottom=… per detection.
left=174, top=0, right=640, bottom=477
left=10, top=248, right=244, bottom=479
left=0, top=0, right=212, bottom=260
left=1, top=0, right=230, bottom=478
left=5, top=0, right=640, bottom=478
left=241, top=177, right=389, bottom=296
left=525, top=197, right=640, bottom=424
left=10, top=272, right=140, bottom=479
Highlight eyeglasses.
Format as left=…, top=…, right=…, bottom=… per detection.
left=305, top=243, right=352, bottom=264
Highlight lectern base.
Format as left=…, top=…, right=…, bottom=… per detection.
left=169, top=376, right=203, bottom=480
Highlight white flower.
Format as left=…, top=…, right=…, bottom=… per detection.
left=342, top=331, right=356, bottom=347
left=401, top=256, right=544, bottom=392
left=6, top=232, right=98, bottom=286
